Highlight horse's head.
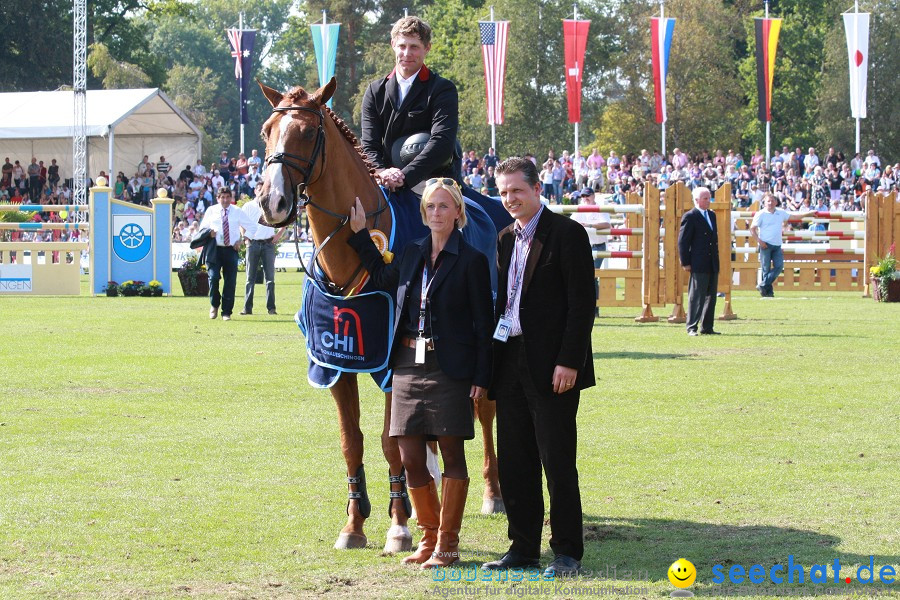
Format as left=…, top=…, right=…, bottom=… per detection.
left=256, top=78, right=336, bottom=227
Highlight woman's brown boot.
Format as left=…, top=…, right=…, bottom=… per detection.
left=401, top=479, right=440, bottom=564
left=422, top=476, right=469, bottom=569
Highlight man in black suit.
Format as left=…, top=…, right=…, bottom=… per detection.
left=482, top=157, right=595, bottom=577
left=360, top=16, right=461, bottom=192
left=677, top=186, right=720, bottom=335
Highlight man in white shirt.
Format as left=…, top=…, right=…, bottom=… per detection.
left=240, top=189, right=282, bottom=316
left=570, top=188, right=611, bottom=318
left=803, top=147, right=819, bottom=174
left=247, top=149, right=262, bottom=172
left=749, top=193, right=793, bottom=297
left=198, top=186, right=257, bottom=320
left=192, top=160, right=207, bottom=178
left=211, top=170, right=225, bottom=192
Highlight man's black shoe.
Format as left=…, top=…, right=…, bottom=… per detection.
left=482, top=551, right=540, bottom=570
left=543, top=555, right=581, bottom=578
left=700, top=330, right=721, bottom=335
left=239, top=310, right=252, bottom=315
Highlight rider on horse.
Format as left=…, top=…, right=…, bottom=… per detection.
left=360, top=16, right=462, bottom=195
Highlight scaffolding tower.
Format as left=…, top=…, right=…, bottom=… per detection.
left=73, top=0, right=87, bottom=207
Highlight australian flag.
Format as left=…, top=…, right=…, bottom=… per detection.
left=227, top=28, right=256, bottom=124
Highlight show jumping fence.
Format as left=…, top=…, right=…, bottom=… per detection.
left=0, top=205, right=90, bottom=295
left=549, top=184, right=899, bottom=322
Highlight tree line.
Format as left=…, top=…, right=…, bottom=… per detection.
left=1, top=0, right=896, bottom=164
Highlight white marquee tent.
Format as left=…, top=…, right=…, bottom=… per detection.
left=0, top=88, right=201, bottom=184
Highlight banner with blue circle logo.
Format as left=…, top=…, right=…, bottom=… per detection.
left=112, top=214, right=153, bottom=263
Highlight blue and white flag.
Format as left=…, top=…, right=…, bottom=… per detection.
left=311, top=22, right=340, bottom=108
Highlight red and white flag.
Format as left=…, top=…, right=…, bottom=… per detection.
left=563, top=19, right=590, bottom=124
left=843, top=12, right=869, bottom=119
left=479, top=20, right=509, bottom=125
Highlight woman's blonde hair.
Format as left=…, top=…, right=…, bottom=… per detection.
left=420, top=179, right=467, bottom=229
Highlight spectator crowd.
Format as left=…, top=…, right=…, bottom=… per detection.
left=461, top=145, right=898, bottom=213
left=2, top=144, right=897, bottom=246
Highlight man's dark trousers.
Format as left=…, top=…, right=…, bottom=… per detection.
left=687, top=270, right=717, bottom=333
left=208, top=246, right=239, bottom=316
left=495, top=335, right=583, bottom=561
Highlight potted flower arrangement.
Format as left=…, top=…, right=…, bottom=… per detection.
left=870, top=243, right=899, bottom=302
left=177, top=254, right=209, bottom=296
left=147, top=280, right=164, bottom=297
left=103, top=281, right=119, bottom=297
left=118, top=280, right=144, bottom=297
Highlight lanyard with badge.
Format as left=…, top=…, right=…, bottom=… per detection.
left=415, top=260, right=439, bottom=364
left=493, top=235, right=531, bottom=342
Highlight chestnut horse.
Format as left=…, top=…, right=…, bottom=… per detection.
left=255, top=78, right=503, bottom=552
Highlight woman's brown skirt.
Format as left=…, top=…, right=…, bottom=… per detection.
left=390, top=345, right=474, bottom=440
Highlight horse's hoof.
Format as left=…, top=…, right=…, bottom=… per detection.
left=481, top=497, right=506, bottom=515
left=334, top=532, right=367, bottom=550
left=383, top=525, right=412, bottom=553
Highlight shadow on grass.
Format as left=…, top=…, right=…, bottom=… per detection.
left=594, top=352, right=698, bottom=360
left=466, top=517, right=897, bottom=595
left=562, top=516, right=897, bottom=592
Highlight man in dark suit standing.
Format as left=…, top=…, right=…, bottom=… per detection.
left=482, top=158, right=595, bottom=577
left=360, top=16, right=461, bottom=192
left=677, top=186, right=720, bottom=335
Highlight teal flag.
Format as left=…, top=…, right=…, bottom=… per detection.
left=310, top=23, right=340, bottom=107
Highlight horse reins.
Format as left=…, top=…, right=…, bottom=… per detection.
left=264, top=103, right=388, bottom=295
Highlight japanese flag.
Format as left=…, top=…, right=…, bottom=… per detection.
left=843, top=12, right=869, bottom=119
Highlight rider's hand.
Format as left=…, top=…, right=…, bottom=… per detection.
left=378, top=168, right=405, bottom=191
left=349, top=197, right=366, bottom=233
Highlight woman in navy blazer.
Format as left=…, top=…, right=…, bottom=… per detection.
left=347, top=178, right=493, bottom=569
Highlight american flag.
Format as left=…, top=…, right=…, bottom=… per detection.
left=479, top=21, right=509, bottom=125
left=227, top=28, right=249, bottom=79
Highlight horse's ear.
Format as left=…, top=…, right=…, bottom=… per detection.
left=257, top=80, right=284, bottom=107
left=310, top=77, right=337, bottom=106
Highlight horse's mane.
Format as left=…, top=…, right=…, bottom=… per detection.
left=284, top=87, right=378, bottom=176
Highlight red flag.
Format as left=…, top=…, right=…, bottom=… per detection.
left=563, top=19, right=590, bottom=124
left=479, top=21, right=509, bottom=125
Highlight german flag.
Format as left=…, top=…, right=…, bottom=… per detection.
left=754, top=18, right=782, bottom=123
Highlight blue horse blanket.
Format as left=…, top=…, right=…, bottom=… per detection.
left=296, top=186, right=511, bottom=390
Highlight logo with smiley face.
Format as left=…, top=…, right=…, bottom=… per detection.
left=668, top=558, right=697, bottom=597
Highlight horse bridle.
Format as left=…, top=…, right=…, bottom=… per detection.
left=264, top=103, right=387, bottom=295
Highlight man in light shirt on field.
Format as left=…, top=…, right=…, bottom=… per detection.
left=750, top=193, right=809, bottom=298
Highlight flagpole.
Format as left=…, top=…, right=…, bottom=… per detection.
left=660, top=0, right=666, bottom=159
left=573, top=3, right=579, bottom=162
left=854, top=0, right=860, bottom=156
left=239, top=12, right=245, bottom=155
left=490, top=6, right=497, bottom=153
left=764, top=1, right=770, bottom=170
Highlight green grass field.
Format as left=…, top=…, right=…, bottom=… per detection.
left=1, top=273, right=898, bottom=599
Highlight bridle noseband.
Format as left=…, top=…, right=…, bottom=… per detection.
left=263, top=102, right=387, bottom=295
left=264, top=105, right=327, bottom=228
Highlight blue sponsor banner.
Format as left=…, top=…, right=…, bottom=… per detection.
left=296, top=278, right=394, bottom=390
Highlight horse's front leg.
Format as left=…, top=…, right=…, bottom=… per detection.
left=332, top=373, right=368, bottom=549
left=382, top=391, right=412, bottom=553
left=475, top=396, right=505, bottom=514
